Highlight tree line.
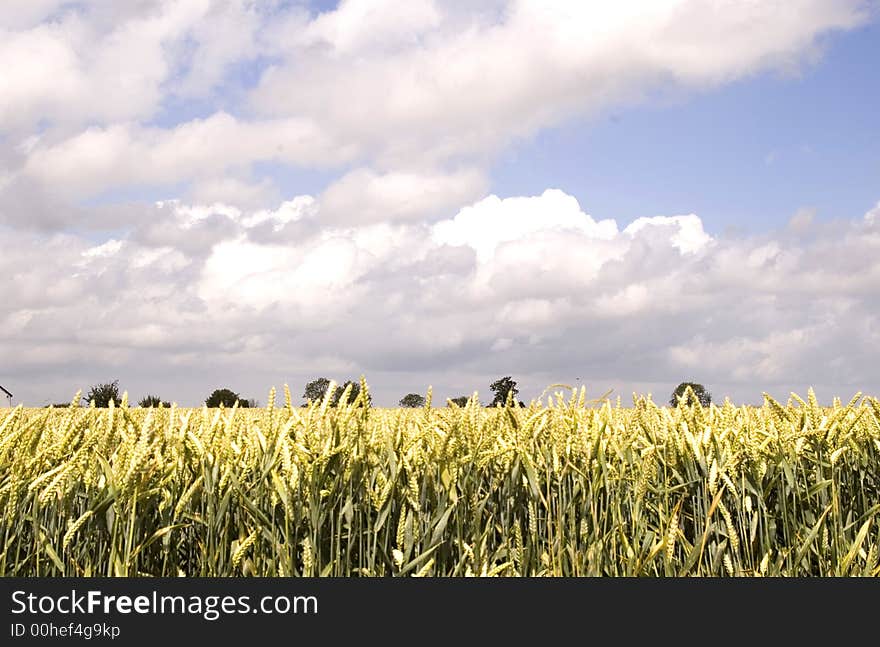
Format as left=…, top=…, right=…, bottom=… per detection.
left=53, top=377, right=711, bottom=409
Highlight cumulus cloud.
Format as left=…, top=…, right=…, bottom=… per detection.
left=1, top=1, right=877, bottom=405
left=301, top=0, right=442, bottom=54
left=13, top=113, right=349, bottom=203
left=319, top=167, right=487, bottom=225
left=623, top=215, right=712, bottom=254
left=1, top=0, right=868, bottom=210
left=433, top=189, right=619, bottom=261
left=866, top=202, right=880, bottom=225
left=1, top=1, right=200, bottom=132
left=3, top=191, right=879, bottom=405
left=251, top=0, right=867, bottom=165
left=0, top=0, right=274, bottom=133
left=187, top=176, right=281, bottom=210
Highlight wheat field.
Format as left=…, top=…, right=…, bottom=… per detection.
left=1, top=382, right=878, bottom=577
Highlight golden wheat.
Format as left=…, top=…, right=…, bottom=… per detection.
left=0, top=384, right=878, bottom=576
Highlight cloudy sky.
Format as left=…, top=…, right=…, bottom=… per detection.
left=1, top=0, right=879, bottom=407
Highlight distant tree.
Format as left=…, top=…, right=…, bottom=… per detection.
left=138, top=395, right=171, bottom=407
left=448, top=396, right=470, bottom=407
left=670, top=382, right=712, bottom=407
left=244, top=398, right=259, bottom=408
left=83, top=380, right=121, bottom=407
left=399, top=393, right=426, bottom=408
left=334, top=380, right=371, bottom=407
left=205, top=388, right=248, bottom=408
left=303, top=377, right=371, bottom=407
left=303, top=378, right=332, bottom=404
left=333, top=380, right=355, bottom=406
left=489, top=376, right=519, bottom=407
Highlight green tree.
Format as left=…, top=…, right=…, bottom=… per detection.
left=205, top=388, right=249, bottom=408
left=83, top=380, right=121, bottom=407
left=138, top=395, right=171, bottom=407
left=334, top=380, right=371, bottom=407
left=670, top=382, right=712, bottom=407
left=303, top=377, right=371, bottom=407
left=489, top=376, right=519, bottom=407
left=303, top=378, right=332, bottom=404
left=399, top=393, right=426, bottom=408
left=448, top=396, right=470, bottom=407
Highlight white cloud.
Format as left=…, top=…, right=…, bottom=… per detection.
left=1, top=2, right=877, bottom=406
left=789, top=207, right=817, bottom=233
left=196, top=220, right=428, bottom=318
left=81, top=238, right=123, bottom=259
left=623, top=215, right=712, bottom=254
left=0, top=1, right=212, bottom=132
left=1, top=0, right=868, bottom=215
left=16, top=113, right=350, bottom=201
left=3, top=191, right=879, bottom=405
left=319, top=167, right=487, bottom=225
left=432, top=189, right=618, bottom=262
left=169, top=0, right=264, bottom=97
left=746, top=243, right=781, bottom=269
left=491, top=337, right=514, bottom=352
left=241, top=196, right=319, bottom=230
left=302, top=0, right=442, bottom=54
left=251, top=0, right=867, bottom=165
left=161, top=200, right=243, bottom=227
left=0, top=1, right=72, bottom=30
left=187, top=176, right=281, bottom=210
left=596, top=284, right=650, bottom=317
left=497, top=298, right=572, bottom=329
left=668, top=328, right=816, bottom=382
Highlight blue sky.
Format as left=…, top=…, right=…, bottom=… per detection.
left=195, top=14, right=879, bottom=236
left=1, top=1, right=879, bottom=406
left=139, top=10, right=880, bottom=237
left=492, top=21, right=880, bottom=233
